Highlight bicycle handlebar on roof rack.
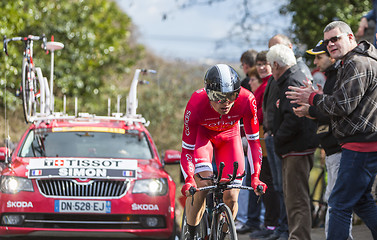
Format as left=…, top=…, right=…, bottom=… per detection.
left=3, top=35, right=47, bottom=56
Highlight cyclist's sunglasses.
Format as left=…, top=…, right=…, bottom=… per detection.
left=207, top=90, right=239, bottom=104
left=323, top=33, right=347, bottom=46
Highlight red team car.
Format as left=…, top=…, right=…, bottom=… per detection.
left=0, top=70, right=179, bottom=238
left=0, top=115, right=177, bottom=238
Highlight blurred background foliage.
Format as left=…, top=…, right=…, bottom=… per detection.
left=0, top=0, right=204, bottom=152
left=0, top=0, right=206, bottom=152
left=0, top=0, right=142, bottom=113
left=0, top=0, right=373, bottom=152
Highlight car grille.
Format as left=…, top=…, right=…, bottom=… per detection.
left=1, top=213, right=166, bottom=229
left=36, top=179, right=129, bottom=198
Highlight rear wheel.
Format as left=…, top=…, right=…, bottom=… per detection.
left=211, top=204, right=237, bottom=240
left=310, top=167, right=327, bottom=228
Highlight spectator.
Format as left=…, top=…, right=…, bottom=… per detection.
left=266, top=44, right=319, bottom=240
left=248, top=51, right=281, bottom=240
left=268, top=34, right=313, bottom=83
left=260, top=33, right=316, bottom=240
left=252, top=52, right=269, bottom=125
left=248, top=66, right=262, bottom=93
left=286, top=20, right=377, bottom=240
left=237, top=50, right=263, bottom=235
left=240, top=49, right=258, bottom=91
left=356, top=0, right=377, bottom=46
left=293, top=40, right=353, bottom=239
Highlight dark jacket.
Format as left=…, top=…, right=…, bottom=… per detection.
left=262, top=76, right=278, bottom=133
left=263, top=58, right=312, bottom=133
left=308, top=61, right=342, bottom=156
left=241, top=77, right=251, bottom=92
left=273, top=64, right=319, bottom=156
left=313, top=41, right=377, bottom=143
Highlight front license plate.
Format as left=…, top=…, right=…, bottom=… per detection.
left=54, top=200, right=111, bottom=213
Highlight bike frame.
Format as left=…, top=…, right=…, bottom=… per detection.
left=187, top=162, right=256, bottom=240
left=3, top=35, right=47, bottom=122
left=24, top=39, right=37, bottom=118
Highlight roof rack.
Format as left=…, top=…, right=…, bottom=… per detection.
left=30, top=112, right=149, bottom=126
left=30, top=68, right=155, bottom=127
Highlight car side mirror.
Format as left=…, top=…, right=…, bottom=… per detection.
left=0, top=147, right=10, bottom=162
left=163, top=150, right=181, bottom=165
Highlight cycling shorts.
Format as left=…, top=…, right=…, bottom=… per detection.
left=193, top=125, right=245, bottom=185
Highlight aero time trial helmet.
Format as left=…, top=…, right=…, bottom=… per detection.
left=205, top=64, right=241, bottom=104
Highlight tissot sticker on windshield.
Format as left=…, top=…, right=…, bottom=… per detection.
left=27, top=158, right=137, bottom=179
left=52, top=127, right=125, bottom=134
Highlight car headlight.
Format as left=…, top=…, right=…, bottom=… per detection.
left=0, top=176, right=34, bottom=194
left=132, top=178, right=168, bottom=196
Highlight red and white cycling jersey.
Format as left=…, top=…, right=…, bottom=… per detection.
left=180, top=87, right=263, bottom=192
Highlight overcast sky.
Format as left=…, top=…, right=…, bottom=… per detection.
left=115, top=0, right=291, bottom=63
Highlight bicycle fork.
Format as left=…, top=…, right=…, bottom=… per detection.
left=209, top=203, right=227, bottom=240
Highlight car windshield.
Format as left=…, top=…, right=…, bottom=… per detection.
left=19, top=128, right=153, bottom=159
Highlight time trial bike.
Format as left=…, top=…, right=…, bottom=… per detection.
left=180, top=162, right=262, bottom=240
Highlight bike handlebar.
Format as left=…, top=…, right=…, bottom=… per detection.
left=196, top=162, right=244, bottom=184
left=192, top=182, right=263, bottom=193
left=188, top=161, right=264, bottom=199
left=195, top=184, right=254, bottom=192
left=3, top=34, right=47, bottom=56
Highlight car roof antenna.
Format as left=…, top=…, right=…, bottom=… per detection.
left=2, top=63, right=11, bottom=165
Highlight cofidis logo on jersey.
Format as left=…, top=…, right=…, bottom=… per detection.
left=184, top=110, right=191, bottom=136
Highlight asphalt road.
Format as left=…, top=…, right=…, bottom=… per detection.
left=0, top=223, right=373, bottom=240
left=236, top=223, right=373, bottom=240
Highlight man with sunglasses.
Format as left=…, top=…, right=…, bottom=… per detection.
left=180, top=64, right=267, bottom=240
left=292, top=40, right=354, bottom=239
left=286, top=21, right=377, bottom=240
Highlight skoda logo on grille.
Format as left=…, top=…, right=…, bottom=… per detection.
left=73, top=179, right=94, bottom=185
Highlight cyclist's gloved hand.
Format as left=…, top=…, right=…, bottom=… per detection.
left=250, top=177, right=267, bottom=195
left=181, top=177, right=197, bottom=197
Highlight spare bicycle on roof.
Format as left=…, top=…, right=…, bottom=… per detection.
left=3, top=34, right=157, bottom=124
left=3, top=34, right=64, bottom=122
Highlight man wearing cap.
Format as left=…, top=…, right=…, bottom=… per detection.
left=286, top=20, right=377, bottom=240
left=291, top=40, right=353, bottom=239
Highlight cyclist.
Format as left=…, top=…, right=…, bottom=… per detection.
left=180, top=64, right=267, bottom=240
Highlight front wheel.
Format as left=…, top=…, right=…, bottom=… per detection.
left=210, top=204, right=237, bottom=240
left=21, top=58, right=38, bottom=123
left=180, top=207, right=209, bottom=240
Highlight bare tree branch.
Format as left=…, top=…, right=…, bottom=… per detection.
left=163, top=0, right=291, bottom=51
